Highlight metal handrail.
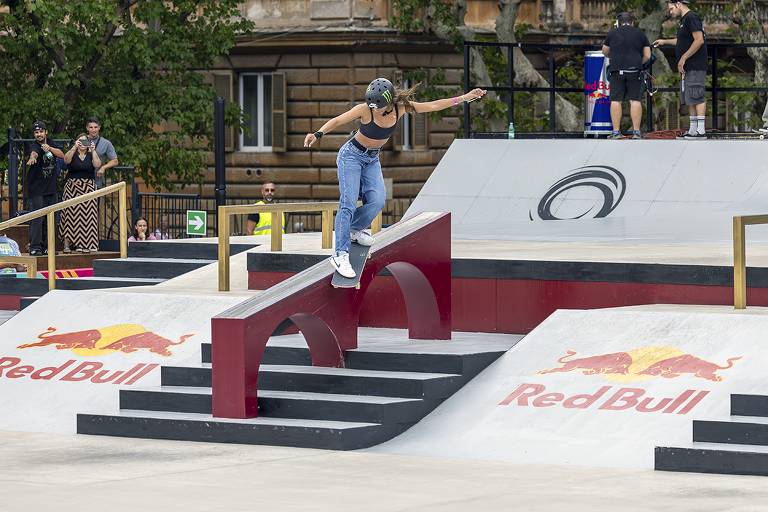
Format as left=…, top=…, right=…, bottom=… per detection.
left=217, top=201, right=382, bottom=292
left=0, top=182, right=128, bottom=290
left=0, top=255, right=37, bottom=277
left=732, top=214, right=768, bottom=309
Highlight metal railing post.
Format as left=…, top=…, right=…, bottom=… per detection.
left=464, top=42, right=471, bottom=138
left=371, top=213, right=382, bottom=234
left=711, top=46, right=719, bottom=132
left=548, top=47, right=556, bottom=133
left=218, top=206, right=230, bottom=292
left=118, top=185, right=128, bottom=258
left=8, top=128, right=18, bottom=218
left=321, top=209, right=333, bottom=249
left=733, top=215, right=746, bottom=309
left=270, top=212, right=282, bottom=251
left=46, top=212, right=56, bottom=290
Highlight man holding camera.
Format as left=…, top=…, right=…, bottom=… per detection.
left=654, top=0, right=708, bottom=138
left=602, top=12, right=652, bottom=139
left=25, top=121, right=64, bottom=256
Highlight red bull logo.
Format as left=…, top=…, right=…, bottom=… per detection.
left=0, top=357, right=157, bottom=385
left=499, top=383, right=708, bottom=415
left=538, top=346, right=741, bottom=383
left=17, top=324, right=194, bottom=357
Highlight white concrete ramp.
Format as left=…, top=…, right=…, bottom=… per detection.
left=0, top=290, right=243, bottom=433
left=407, top=139, right=768, bottom=242
left=372, top=306, right=768, bottom=469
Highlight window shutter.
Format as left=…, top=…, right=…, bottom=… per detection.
left=413, top=112, right=428, bottom=149
left=213, top=72, right=234, bottom=151
left=271, top=72, right=287, bottom=152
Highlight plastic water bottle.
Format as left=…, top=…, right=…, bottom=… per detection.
left=507, top=121, right=515, bottom=139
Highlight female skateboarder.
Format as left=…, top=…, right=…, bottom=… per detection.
left=304, top=78, right=486, bottom=278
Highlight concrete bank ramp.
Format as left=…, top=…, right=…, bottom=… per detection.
left=371, top=306, right=768, bottom=469
left=0, top=290, right=243, bottom=433
left=406, top=139, right=768, bottom=242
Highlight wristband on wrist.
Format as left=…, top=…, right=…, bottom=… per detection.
left=452, top=96, right=460, bottom=106
left=314, top=131, right=324, bottom=139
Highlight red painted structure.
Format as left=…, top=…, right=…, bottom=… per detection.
left=210, top=212, right=451, bottom=419
left=250, top=272, right=763, bottom=335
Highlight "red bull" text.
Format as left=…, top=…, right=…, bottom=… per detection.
left=0, top=356, right=158, bottom=385
left=499, top=383, right=709, bottom=415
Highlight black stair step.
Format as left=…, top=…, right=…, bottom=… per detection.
left=127, top=241, right=256, bottom=260
left=120, top=386, right=427, bottom=424
left=694, top=419, right=768, bottom=446
left=77, top=411, right=402, bottom=450
left=161, top=364, right=462, bottom=399
left=20, top=296, right=39, bottom=310
left=56, top=276, right=166, bottom=290
left=732, top=394, right=768, bottom=417
left=201, top=342, right=504, bottom=376
left=656, top=446, right=768, bottom=476
left=94, top=257, right=215, bottom=279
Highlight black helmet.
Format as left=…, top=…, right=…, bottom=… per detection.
left=365, top=78, right=395, bottom=109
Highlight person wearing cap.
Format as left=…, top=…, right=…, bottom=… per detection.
left=602, top=12, right=652, bottom=139
left=25, top=121, right=65, bottom=256
left=304, top=78, right=486, bottom=278
left=654, top=0, right=708, bottom=139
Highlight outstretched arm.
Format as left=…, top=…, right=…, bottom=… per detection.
left=410, top=88, right=486, bottom=114
left=304, top=104, right=367, bottom=147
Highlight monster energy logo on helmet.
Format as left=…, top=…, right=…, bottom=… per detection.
left=366, top=78, right=396, bottom=109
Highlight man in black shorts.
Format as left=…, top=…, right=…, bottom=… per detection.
left=654, top=0, right=708, bottom=139
left=602, top=12, right=651, bottom=139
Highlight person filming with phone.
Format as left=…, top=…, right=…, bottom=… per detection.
left=61, top=133, right=101, bottom=253
left=25, top=121, right=65, bottom=256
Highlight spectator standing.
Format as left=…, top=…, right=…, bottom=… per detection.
left=602, top=12, right=651, bottom=139
left=245, top=182, right=285, bottom=236
left=0, top=233, right=24, bottom=274
left=128, top=217, right=157, bottom=242
left=62, top=133, right=101, bottom=253
left=654, top=0, right=708, bottom=139
left=84, top=118, right=118, bottom=188
left=25, top=121, right=65, bottom=256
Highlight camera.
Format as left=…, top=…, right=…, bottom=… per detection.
left=79, top=137, right=90, bottom=148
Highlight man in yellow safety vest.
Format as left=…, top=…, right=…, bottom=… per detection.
left=245, top=182, right=285, bottom=236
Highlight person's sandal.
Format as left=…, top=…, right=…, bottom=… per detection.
left=63, top=247, right=72, bottom=254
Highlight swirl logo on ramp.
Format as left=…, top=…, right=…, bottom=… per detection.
left=530, top=165, right=626, bottom=220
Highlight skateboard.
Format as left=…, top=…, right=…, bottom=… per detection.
left=331, top=242, right=371, bottom=289
left=706, top=131, right=766, bottom=140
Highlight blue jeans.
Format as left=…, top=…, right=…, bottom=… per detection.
left=335, top=139, right=386, bottom=255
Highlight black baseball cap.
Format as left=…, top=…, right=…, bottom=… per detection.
left=31, top=121, right=47, bottom=132
left=668, top=0, right=690, bottom=3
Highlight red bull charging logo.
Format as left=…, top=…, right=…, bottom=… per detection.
left=538, top=346, right=741, bottom=382
left=17, top=324, right=194, bottom=357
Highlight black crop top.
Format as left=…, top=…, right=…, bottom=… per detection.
left=358, top=105, right=399, bottom=140
left=67, top=151, right=96, bottom=179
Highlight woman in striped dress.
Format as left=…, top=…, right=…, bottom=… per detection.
left=62, top=133, right=101, bottom=253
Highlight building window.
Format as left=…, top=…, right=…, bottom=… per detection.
left=239, top=73, right=273, bottom=151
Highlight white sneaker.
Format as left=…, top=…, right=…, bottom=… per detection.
left=330, top=252, right=355, bottom=278
left=350, top=230, right=374, bottom=246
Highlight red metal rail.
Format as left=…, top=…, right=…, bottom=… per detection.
left=211, top=212, right=451, bottom=418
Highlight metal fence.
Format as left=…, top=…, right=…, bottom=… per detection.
left=463, top=41, right=768, bottom=138
left=137, top=192, right=200, bottom=240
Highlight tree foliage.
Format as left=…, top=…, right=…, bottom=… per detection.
left=0, top=0, right=252, bottom=188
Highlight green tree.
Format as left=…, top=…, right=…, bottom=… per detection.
left=0, top=0, right=252, bottom=188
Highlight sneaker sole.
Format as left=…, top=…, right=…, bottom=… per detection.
left=329, top=258, right=356, bottom=279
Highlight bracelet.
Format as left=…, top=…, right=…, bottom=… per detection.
left=314, top=131, right=324, bottom=139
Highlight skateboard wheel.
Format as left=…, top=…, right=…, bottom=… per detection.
left=355, top=283, right=360, bottom=290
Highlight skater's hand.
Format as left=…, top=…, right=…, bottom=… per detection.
left=304, top=133, right=317, bottom=148
left=463, top=88, right=487, bottom=102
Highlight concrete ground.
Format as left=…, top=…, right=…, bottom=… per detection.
left=1, top=430, right=767, bottom=512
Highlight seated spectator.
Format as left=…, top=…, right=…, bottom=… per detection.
left=128, top=217, right=157, bottom=242
left=0, top=233, right=24, bottom=274
left=152, top=214, right=173, bottom=240
left=62, top=133, right=101, bottom=253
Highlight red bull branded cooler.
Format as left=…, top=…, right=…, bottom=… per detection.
left=584, top=50, right=611, bottom=135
